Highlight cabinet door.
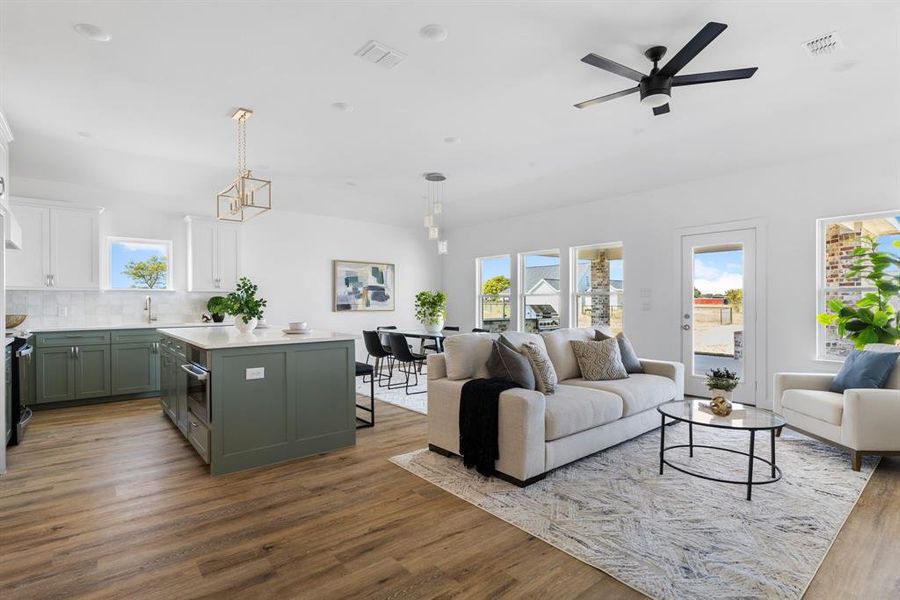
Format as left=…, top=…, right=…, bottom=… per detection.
left=188, top=219, right=218, bottom=292
left=7, top=204, right=50, bottom=289
left=50, top=208, right=99, bottom=289
left=35, top=347, right=76, bottom=404
left=111, top=342, right=160, bottom=396
left=74, top=345, right=111, bottom=400
left=217, top=223, right=241, bottom=291
left=175, top=363, right=189, bottom=435
left=159, top=350, right=176, bottom=421
left=5, top=348, right=12, bottom=444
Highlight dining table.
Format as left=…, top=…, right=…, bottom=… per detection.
left=377, top=327, right=461, bottom=353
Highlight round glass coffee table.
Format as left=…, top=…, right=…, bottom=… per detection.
left=657, top=400, right=786, bottom=500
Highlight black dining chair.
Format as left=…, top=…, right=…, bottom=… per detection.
left=387, top=332, right=427, bottom=395
left=472, top=327, right=489, bottom=333
left=423, top=326, right=459, bottom=353
left=362, top=330, right=394, bottom=387
left=376, top=325, right=397, bottom=353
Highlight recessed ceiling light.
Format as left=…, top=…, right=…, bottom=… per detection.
left=76, top=131, right=92, bottom=138
left=443, top=136, right=461, bottom=144
left=257, top=164, right=271, bottom=170
left=346, top=181, right=357, bottom=187
left=419, top=24, right=449, bottom=42
left=331, top=102, right=353, bottom=112
left=73, top=23, right=111, bottom=42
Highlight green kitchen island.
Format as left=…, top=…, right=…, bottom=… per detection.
left=156, top=326, right=357, bottom=475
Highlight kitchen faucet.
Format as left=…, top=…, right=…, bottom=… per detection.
left=144, top=296, right=158, bottom=323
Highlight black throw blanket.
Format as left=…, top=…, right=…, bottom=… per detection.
left=459, top=378, right=519, bottom=476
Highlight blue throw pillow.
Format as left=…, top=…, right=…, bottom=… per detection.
left=830, top=349, right=898, bottom=393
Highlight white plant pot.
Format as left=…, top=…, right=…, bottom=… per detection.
left=423, top=318, right=444, bottom=334
left=234, top=315, right=258, bottom=333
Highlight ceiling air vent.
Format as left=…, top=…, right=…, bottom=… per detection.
left=355, top=40, right=407, bottom=69
left=802, top=31, right=843, bottom=57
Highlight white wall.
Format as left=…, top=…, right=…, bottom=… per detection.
left=441, top=140, right=900, bottom=407
left=240, top=210, right=442, bottom=361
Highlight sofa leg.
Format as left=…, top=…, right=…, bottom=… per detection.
left=851, top=450, right=862, bottom=471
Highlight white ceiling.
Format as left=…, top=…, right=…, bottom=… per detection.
left=1, top=1, right=898, bottom=228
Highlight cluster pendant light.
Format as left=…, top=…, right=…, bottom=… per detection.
left=424, top=172, right=448, bottom=255
left=217, top=108, right=272, bottom=222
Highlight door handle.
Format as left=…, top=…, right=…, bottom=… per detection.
left=180, top=364, right=209, bottom=381
left=682, top=324, right=691, bottom=331
left=75, top=346, right=80, bottom=359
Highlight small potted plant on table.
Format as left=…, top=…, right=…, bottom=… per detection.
left=415, top=290, right=448, bottom=334
left=706, top=367, right=740, bottom=416
left=206, top=296, right=228, bottom=323
left=224, top=277, right=268, bottom=333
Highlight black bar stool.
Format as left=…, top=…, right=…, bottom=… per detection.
left=355, top=362, right=374, bottom=428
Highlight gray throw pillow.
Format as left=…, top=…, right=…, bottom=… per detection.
left=571, top=339, right=629, bottom=381
left=485, top=340, right=536, bottom=390
left=595, top=330, right=643, bottom=374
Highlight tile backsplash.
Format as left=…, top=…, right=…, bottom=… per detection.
left=6, top=290, right=213, bottom=330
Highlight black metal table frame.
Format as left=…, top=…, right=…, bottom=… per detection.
left=658, top=411, right=782, bottom=500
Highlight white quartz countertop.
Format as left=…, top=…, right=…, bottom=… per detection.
left=18, top=322, right=232, bottom=333
left=5, top=337, right=15, bottom=347
left=156, top=326, right=357, bottom=350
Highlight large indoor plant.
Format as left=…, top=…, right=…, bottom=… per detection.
left=817, top=236, right=900, bottom=349
left=415, top=290, right=448, bottom=334
left=224, top=277, right=268, bottom=333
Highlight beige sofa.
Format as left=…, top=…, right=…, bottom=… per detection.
left=774, top=344, right=900, bottom=470
left=427, top=328, right=684, bottom=486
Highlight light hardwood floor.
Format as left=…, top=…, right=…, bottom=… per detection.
left=1, top=398, right=897, bottom=599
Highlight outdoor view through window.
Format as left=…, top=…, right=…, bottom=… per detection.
left=575, top=244, right=624, bottom=333
left=692, top=246, right=744, bottom=378
left=478, top=255, right=511, bottom=332
left=110, top=238, right=171, bottom=289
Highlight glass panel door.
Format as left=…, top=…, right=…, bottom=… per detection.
left=681, top=229, right=757, bottom=404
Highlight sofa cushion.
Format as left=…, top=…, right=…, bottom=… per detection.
left=544, top=384, right=623, bottom=441
left=540, top=328, right=595, bottom=381
left=443, top=333, right=496, bottom=380
left=831, top=346, right=899, bottom=393
left=501, top=331, right=546, bottom=352
left=485, top=340, right=536, bottom=390
left=781, top=389, right=844, bottom=425
left=865, top=344, right=900, bottom=390
left=596, top=330, right=644, bottom=374
left=522, top=341, right=558, bottom=394
left=565, top=374, right=677, bottom=417
left=571, top=339, right=628, bottom=380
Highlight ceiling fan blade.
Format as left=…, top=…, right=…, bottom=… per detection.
left=652, top=104, right=670, bottom=116
left=672, top=67, right=758, bottom=86
left=658, top=22, right=728, bottom=78
left=580, top=53, right=645, bottom=82
left=574, top=86, right=639, bottom=109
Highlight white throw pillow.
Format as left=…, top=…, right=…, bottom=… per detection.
left=443, top=333, right=495, bottom=380
left=522, top=341, right=558, bottom=394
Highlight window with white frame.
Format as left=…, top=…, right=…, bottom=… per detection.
left=816, top=212, right=899, bottom=360
left=573, top=243, right=624, bottom=333
left=476, top=255, right=512, bottom=333
left=108, top=237, right=173, bottom=290
left=520, top=250, right=561, bottom=333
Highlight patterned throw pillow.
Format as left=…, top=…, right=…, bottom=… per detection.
left=485, top=340, right=536, bottom=390
left=571, top=339, right=629, bottom=381
left=595, top=330, right=644, bottom=374
left=521, top=341, right=558, bottom=394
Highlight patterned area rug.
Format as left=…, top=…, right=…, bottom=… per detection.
left=355, top=373, right=428, bottom=415
left=391, top=424, right=876, bottom=599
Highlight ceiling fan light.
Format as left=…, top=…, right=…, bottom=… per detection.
left=640, top=92, right=670, bottom=108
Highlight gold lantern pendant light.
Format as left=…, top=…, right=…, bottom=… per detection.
left=217, top=108, right=272, bottom=222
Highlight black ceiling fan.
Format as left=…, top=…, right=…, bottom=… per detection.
left=574, top=22, right=757, bottom=115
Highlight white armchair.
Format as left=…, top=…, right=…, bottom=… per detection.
left=773, top=345, right=900, bottom=470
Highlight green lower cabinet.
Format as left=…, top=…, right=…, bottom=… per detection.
left=175, top=360, right=189, bottom=435
left=74, top=345, right=111, bottom=400
left=159, top=350, right=176, bottom=422
left=111, top=342, right=160, bottom=395
left=35, top=347, right=76, bottom=404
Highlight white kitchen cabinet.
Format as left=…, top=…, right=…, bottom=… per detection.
left=185, top=216, right=242, bottom=292
left=6, top=200, right=101, bottom=290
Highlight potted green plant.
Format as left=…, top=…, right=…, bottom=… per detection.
left=206, top=296, right=228, bottom=323
left=817, top=236, right=900, bottom=349
left=706, top=367, right=740, bottom=415
left=415, top=290, right=447, bottom=334
left=224, top=277, right=268, bottom=333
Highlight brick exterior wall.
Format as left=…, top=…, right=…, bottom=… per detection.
left=590, top=252, right=610, bottom=327
left=824, top=223, right=864, bottom=287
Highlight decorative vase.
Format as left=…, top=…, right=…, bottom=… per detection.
left=423, top=318, right=444, bottom=334
left=211, top=313, right=225, bottom=323
left=234, top=315, right=258, bottom=333
left=709, top=389, right=733, bottom=416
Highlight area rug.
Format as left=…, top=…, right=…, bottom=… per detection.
left=355, top=374, right=427, bottom=415
left=391, top=424, right=877, bottom=599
